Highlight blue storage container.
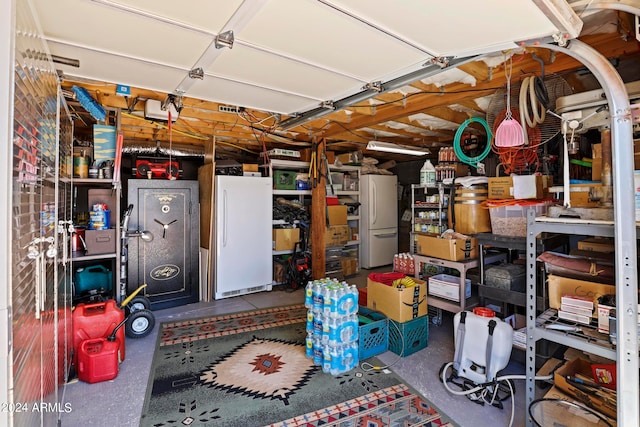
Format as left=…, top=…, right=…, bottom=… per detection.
left=389, top=315, right=428, bottom=357
left=74, top=264, right=113, bottom=296
left=358, top=307, right=388, bottom=360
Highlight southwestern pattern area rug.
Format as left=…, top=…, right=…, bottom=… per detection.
left=141, top=304, right=455, bottom=427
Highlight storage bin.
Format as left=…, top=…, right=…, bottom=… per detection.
left=488, top=201, right=548, bottom=237
left=428, top=273, right=471, bottom=302
left=358, top=307, right=389, bottom=360
left=74, top=264, right=113, bottom=295
left=388, top=315, right=429, bottom=357
left=273, top=170, right=297, bottom=190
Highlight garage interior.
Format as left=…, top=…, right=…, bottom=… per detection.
left=4, top=1, right=640, bottom=426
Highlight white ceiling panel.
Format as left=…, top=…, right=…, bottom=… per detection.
left=48, top=42, right=187, bottom=95
left=111, top=0, right=246, bottom=34
left=237, top=0, right=429, bottom=82
left=187, top=76, right=319, bottom=114
left=206, top=44, right=362, bottom=102
left=324, top=0, right=575, bottom=58
left=32, top=0, right=212, bottom=69
left=31, top=0, right=586, bottom=124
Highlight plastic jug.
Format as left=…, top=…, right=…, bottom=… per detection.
left=420, top=160, right=436, bottom=185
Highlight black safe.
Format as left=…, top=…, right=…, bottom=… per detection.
left=127, top=180, right=200, bottom=309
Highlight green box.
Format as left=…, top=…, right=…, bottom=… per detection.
left=388, top=315, right=429, bottom=357
left=358, top=307, right=389, bottom=360
left=273, top=170, right=297, bottom=190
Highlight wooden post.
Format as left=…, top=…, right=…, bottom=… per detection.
left=310, top=138, right=326, bottom=279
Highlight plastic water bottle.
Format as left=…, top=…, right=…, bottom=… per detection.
left=305, top=332, right=314, bottom=359
left=312, top=336, right=323, bottom=366
left=313, top=311, right=323, bottom=339
left=329, top=344, right=342, bottom=376
left=324, top=283, right=336, bottom=316
left=305, top=281, right=314, bottom=309
left=306, top=310, right=314, bottom=333
left=322, top=344, right=332, bottom=373
left=340, top=313, right=358, bottom=344
left=312, top=281, right=324, bottom=313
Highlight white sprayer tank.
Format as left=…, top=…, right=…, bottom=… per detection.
left=452, top=310, right=513, bottom=384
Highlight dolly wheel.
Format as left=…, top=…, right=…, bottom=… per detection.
left=128, top=296, right=151, bottom=313
left=125, top=309, right=155, bottom=338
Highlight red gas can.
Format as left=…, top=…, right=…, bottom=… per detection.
left=72, top=300, right=125, bottom=364
left=77, top=338, right=120, bottom=383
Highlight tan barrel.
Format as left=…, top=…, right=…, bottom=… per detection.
left=453, top=185, right=491, bottom=235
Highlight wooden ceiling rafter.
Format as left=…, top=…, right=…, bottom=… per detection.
left=60, top=25, right=639, bottom=160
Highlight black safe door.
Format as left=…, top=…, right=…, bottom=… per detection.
left=127, top=180, right=199, bottom=309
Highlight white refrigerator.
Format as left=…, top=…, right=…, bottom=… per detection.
left=214, top=175, right=273, bottom=299
left=360, top=174, right=398, bottom=269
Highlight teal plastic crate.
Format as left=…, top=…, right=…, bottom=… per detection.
left=273, top=170, right=297, bottom=190
left=388, top=315, right=428, bottom=357
left=358, top=307, right=388, bottom=360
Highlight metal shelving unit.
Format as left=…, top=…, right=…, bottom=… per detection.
left=525, top=210, right=638, bottom=424
left=410, top=183, right=449, bottom=254
left=269, top=158, right=361, bottom=279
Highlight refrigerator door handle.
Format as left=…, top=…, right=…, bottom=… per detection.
left=223, top=189, right=228, bottom=247
left=371, top=181, right=377, bottom=225
left=373, top=232, right=398, bottom=238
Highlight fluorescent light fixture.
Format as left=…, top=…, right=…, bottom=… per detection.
left=366, top=141, right=429, bottom=156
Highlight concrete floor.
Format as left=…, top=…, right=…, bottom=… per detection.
left=60, top=268, right=545, bottom=427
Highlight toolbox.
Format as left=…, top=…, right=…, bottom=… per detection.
left=72, top=300, right=125, bottom=364
left=484, top=263, right=526, bottom=293
left=77, top=337, right=120, bottom=383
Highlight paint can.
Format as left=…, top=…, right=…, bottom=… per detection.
left=74, top=155, right=89, bottom=178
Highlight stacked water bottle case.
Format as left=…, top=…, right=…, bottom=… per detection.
left=305, top=278, right=359, bottom=375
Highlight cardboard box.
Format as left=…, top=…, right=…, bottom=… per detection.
left=299, top=149, right=334, bottom=165
left=327, top=205, right=348, bottom=226
left=341, top=257, right=358, bottom=276
left=547, top=275, right=615, bottom=310
left=324, top=225, right=350, bottom=247
left=554, top=357, right=617, bottom=419
left=367, top=276, right=427, bottom=322
left=416, top=234, right=477, bottom=261
left=577, top=237, right=615, bottom=253
left=488, top=175, right=548, bottom=199
left=593, top=152, right=640, bottom=181
left=242, top=163, right=259, bottom=173
left=336, top=150, right=363, bottom=165
left=597, top=304, right=614, bottom=334
left=513, top=175, right=545, bottom=199
left=84, top=229, right=116, bottom=255
left=272, top=228, right=300, bottom=251
left=541, top=385, right=615, bottom=426
left=488, top=177, right=513, bottom=199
